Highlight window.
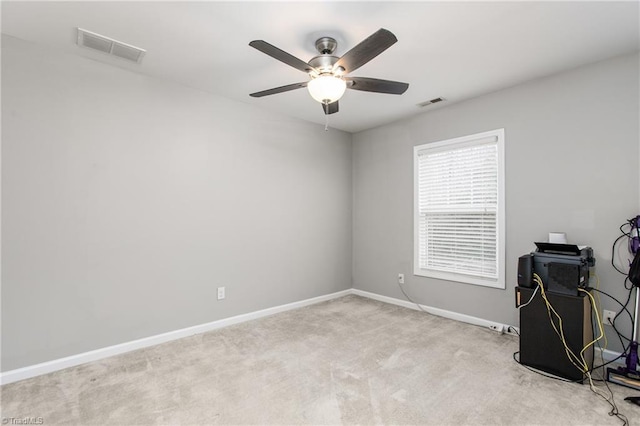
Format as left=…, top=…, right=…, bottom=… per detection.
left=413, top=129, right=505, bottom=289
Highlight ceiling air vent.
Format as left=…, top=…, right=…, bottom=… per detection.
left=417, top=97, right=445, bottom=108
left=76, top=28, right=146, bottom=64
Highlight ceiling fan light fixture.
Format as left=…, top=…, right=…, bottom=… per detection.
left=249, top=29, right=408, bottom=116
left=307, top=74, right=346, bottom=104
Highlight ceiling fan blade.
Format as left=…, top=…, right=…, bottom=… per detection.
left=345, top=77, right=409, bottom=95
left=249, top=40, right=316, bottom=74
left=322, top=101, right=339, bottom=115
left=333, top=29, right=397, bottom=74
left=250, top=82, right=308, bottom=98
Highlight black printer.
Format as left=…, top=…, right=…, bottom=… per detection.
left=517, top=243, right=595, bottom=296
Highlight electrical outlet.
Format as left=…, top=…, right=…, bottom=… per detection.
left=489, top=324, right=504, bottom=334
left=603, top=309, right=616, bottom=325
left=398, top=273, right=405, bottom=284
left=217, top=286, right=226, bottom=300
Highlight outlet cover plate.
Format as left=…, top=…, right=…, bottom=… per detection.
left=603, top=309, right=616, bottom=325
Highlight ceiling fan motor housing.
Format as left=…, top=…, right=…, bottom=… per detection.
left=308, top=55, right=340, bottom=75
left=315, top=37, right=337, bottom=55
left=309, top=37, right=344, bottom=75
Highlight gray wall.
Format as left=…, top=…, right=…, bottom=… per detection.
left=3, top=32, right=638, bottom=372
left=352, top=52, right=639, bottom=349
left=1, top=36, right=353, bottom=371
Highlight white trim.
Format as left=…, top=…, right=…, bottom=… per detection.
left=352, top=288, right=507, bottom=331
left=352, top=288, right=626, bottom=364
left=599, top=348, right=625, bottom=364
left=413, top=128, right=506, bottom=290
left=0, top=289, right=351, bottom=385
left=3, top=287, right=624, bottom=386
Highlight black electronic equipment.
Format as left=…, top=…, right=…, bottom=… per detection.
left=530, top=243, right=594, bottom=296
left=547, top=262, right=582, bottom=296
left=533, top=242, right=582, bottom=256
left=517, top=254, right=533, bottom=288
left=516, top=286, right=593, bottom=381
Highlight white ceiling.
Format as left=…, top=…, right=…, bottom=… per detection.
left=2, top=1, right=638, bottom=133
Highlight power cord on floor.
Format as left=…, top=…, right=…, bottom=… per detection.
left=397, top=280, right=429, bottom=314
left=400, top=275, right=632, bottom=425
left=587, top=287, right=630, bottom=371
left=534, top=275, right=628, bottom=426
left=581, top=289, right=628, bottom=426
left=594, top=340, right=630, bottom=426
left=512, top=348, right=629, bottom=425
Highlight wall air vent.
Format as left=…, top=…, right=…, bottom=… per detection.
left=417, top=97, right=445, bottom=108
left=76, top=28, right=146, bottom=64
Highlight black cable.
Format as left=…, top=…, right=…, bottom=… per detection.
left=615, top=323, right=630, bottom=349
left=612, top=219, right=634, bottom=275
left=512, top=293, right=630, bottom=425
left=511, top=346, right=631, bottom=426
left=583, top=290, right=630, bottom=426
left=508, top=313, right=618, bottom=372
left=592, top=346, right=630, bottom=371
left=593, top=217, right=638, bottom=426
left=508, top=321, right=620, bottom=374
left=586, top=289, right=629, bottom=371
left=623, top=276, right=631, bottom=291
left=624, top=276, right=634, bottom=291
left=613, top=233, right=631, bottom=275
left=612, top=287, right=635, bottom=345
left=595, top=340, right=630, bottom=426
left=591, top=288, right=631, bottom=370
left=607, top=218, right=639, bottom=355
left=610, top=286, right=634, bottom=348
left=586, top=285, right=630, bottom=372
left=512, top=217, right=635, bottom=426
left=603, top=382, right=629, bottom=426
left=591, top=287, right=634, bottom=325
left=591, top=287, right=633, bottom=363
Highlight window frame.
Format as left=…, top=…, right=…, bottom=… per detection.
left=413, top=128, right=506, bottom=289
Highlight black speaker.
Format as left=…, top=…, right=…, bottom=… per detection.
left=517, top=286, right=593, bottom=381
left=518, top=254, right=533, bottom=288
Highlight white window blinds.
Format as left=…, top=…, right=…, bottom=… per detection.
left=414, top=129, right=505, bottom=288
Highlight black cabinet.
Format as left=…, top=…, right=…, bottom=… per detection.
left=516, top=286, right=594, bottom=381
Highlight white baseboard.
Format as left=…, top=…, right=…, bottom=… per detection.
left=351, top=288, right=509, bottom=331
left=0, top=289, right=351, bottom=385
left=599, top=348, right=625, bottom=364
left=3, top=287, right=625, bottom=385
left=352, top=288, right=625, bottom=364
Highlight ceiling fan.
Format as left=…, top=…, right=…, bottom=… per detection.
left=249, top=28, right=409, bottom=115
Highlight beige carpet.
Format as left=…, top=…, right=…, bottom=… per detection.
left=2, top=295, right=639, bottom=425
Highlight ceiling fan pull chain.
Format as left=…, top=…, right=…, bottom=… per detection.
left=324, top=101, right=329, bottom=131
